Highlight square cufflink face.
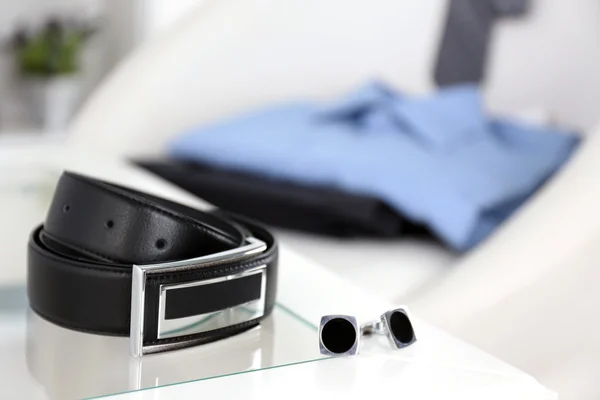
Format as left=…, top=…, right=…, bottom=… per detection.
left=380, top=308, right=416, bottom=349
left=319, top=315, right=359, bottom=356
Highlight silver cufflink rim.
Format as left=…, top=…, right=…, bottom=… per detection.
left=379, top=307, right=417, bottom=349
left=318, top=314, right=360, bottom=356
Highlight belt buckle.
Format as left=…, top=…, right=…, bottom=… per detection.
left=130, top=237, right=268, bottom=357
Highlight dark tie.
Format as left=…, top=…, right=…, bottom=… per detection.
left=434, top=0, right=529, bottom=86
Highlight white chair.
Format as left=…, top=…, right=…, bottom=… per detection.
left=65, top=0, right=600, bottom=397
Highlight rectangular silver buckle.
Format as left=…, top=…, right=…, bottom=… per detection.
left=130, top=237, right=268, bottom=357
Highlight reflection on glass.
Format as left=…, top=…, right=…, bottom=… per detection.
left=160, top=304, right=263, bottom=339
left=17, top=301, right=322, bottom=399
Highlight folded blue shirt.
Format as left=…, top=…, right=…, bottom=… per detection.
left=170, top=83, right=579, bottom=251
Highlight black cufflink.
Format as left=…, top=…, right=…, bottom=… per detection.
left=362, top=307, right=416, bottom=349
left=319, top=307, right=416, bottom=356
left=318, top=315, right=360, bottom=356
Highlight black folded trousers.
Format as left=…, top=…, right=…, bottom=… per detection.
left=136, top=160, right=431, bottom=239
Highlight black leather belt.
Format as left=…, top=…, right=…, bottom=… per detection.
left=27, top=171, right=278, bottom=356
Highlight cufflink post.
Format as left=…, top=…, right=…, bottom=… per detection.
left=360, top=320, right=385, bottom=336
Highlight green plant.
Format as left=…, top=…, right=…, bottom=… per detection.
left=12, top=18, right=96, bottom=77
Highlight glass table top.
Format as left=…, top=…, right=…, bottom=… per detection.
left=0, top=165, right=325, bottom=399
left=0, top=285, right=324, bottom=399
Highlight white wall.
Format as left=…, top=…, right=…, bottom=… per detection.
left=137, top=0, right=208, bottom=40
left=486, top=0, right=600, bottom=131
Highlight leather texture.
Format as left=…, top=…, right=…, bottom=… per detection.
left=27, top=171, right=278, bottom=342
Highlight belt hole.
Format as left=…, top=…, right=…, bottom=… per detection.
left=63, top=204, right=70, bottom=212
left=155, top=238, right=167, bottom=250
left=105, top=220, right=114, bottom=229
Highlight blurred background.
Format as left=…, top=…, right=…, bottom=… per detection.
left=0, top=0, right=599, bottom=399
left=0, top=0, right=196, bottom=133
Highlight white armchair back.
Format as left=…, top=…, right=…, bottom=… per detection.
left=68, top=0, right=600, bottom=157
left=67, top=0, right=446, bottom=156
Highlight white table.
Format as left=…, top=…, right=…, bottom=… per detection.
left=0, top=150, right=556, bottom=399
